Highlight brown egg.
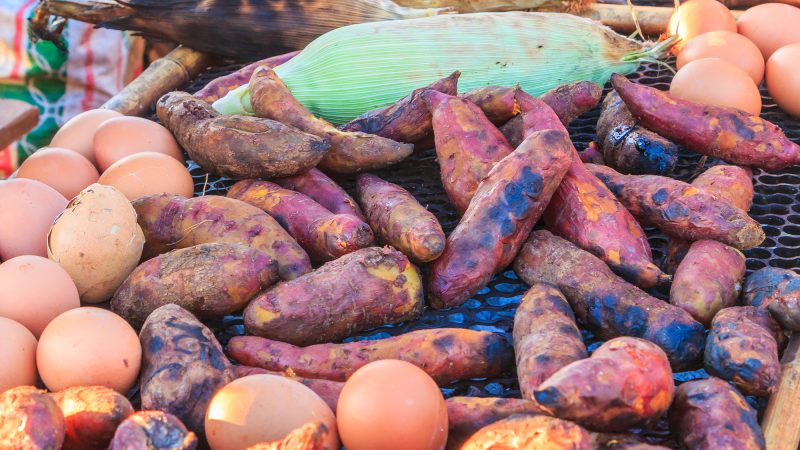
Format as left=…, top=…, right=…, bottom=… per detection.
left=205, top=375, right=340, bottom=450
left=766, top=43, right=800, bottom=118
left=0, top=317, right=38, bottom=393
left=670, top=58, right=762, bottom=115
left=37, top=307, right=141, bottom=394
left=668, top=0, right=737, bottom=52
left=18, top=148, right=100, bottom=200
left=98, top=152, right=194, bottom=201
left=93, top=117, right=185, bottom=172
left=0, top=255, right=80, bottom=338
left=738, top=4, right=800, bottom=61
left=677, top=31, right=765, bottom=85
left=337, top=360, right=448, bottom=450
left=0, top=179, right=68, bottom=261
left=50, top=110, right=122, bottom=167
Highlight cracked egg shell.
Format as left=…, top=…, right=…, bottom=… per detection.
left=47, top=184, right=145, bottom=303
left=98, top=152, right=194, bottom=201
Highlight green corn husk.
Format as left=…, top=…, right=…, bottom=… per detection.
left=214, top=12, right=676, bottom=125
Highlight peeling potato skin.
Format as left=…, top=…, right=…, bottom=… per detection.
left=355, top=173, right=445, bottom=264
left=235, top=366, right=343, bottom=414
left=579, top=142, right=605, bottom=165
left=744, top=267, right=800, bottom=331
left=0, top=386, right=65, bottom=450
left=132, top=193, right=312, bottom=281
left=460, top=415, right=592, bottom=450
left=514, top=283, right=588, bottom=399
left=108, top=411, right=198, bottom=450
left=157, top=92, right=328, bottom=179
left=704, top=306, right=781, bottom=396
left=513, top=230, right=706, bottom=371
left=245, top=422, right=329, bottom=450
left=139, top=305, right=237, bottom=437
left=51, top=386, right=134, bottom=450
left=426, top=129, right=572, bottom=309
left=244, top=246, right=423, bottom=346
left=112, top=243, right=278, bottom=329
left=611, top=73, right=800, bottom=171
left=590, top=433, right=671, bottom=450
left=273, top=168, right=366, bottom=220
left=195, top=51, right=300, bottom=103
left=228, top=179, right=375, bottom=261
left=445, top=397, right=545, bottom=450
left=459, top=85, right=520, bottom=125
left=226, top=328, right=514, bottom=386
left=668, top=377, right=765, bottom=450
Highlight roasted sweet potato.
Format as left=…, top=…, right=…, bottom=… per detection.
left=132, top=193, right=312, bottom=280
left=108, top=411, right=197, bottom=450
left=669, top=377, right=765, bottom=450
left=579, top=142, right=605, bottom=165
left=611, top=72, right=800, bottom=171
left=513, top=230, right=706, bottom=371
left=250, top=67, right=413, bottom=174
left=245, top=422, right=329, bottom=450
left=355, top=173, right=445, bottom=263
left=459, top=85, right=520, bottom=125
left=195, top=51, right=300, bottom=103
left=51, top=386, right=134, bottom=450
left=227, top=179, right=374, bottom=261
left=445, top=397, right=545, bottom=450
left=226, top=328, right=514, bottom=386
left=236, top=366, right=343, bottom=414
left=460, top=415, right=592, bottom=450
left=744, top=267, right=800, bottom=331
left=590, top=433, right=671, bottom=450
left=272, top=168, right=366, bottom=221
left=588, top=164, right=765, bottom=250
left=0, top=386, right=65, bottom=450
left=244, top=246, right=423, bottom=346
left=157, top=92, right=328, bottom=179
left=426, top=129, right=573, bottom=309
left=514, top=283, right=588, bottom=399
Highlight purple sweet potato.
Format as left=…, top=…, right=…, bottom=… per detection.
left=579, top=142, right=605, bottom=165
left=0, top=386, right=65, bottom=450
left=194, top=51, right=299, bottom=103
left=445, top=397, right=545, bottom=450
left=236, top=366, right=343, bottom=414
left=460, top=415, right=592, bottom=450
left=458, top=85, right=520, bottom=125
left=244, top=422, right=329, bottom=450
left=108, top=411, right=197, bottom=450
left=51, top=386, right=134, bottom=450
left=591, top=433, right=671, bottom=450
left=744, top=267, right=800, bottom=331
left=272, top=168, right=366, bottom=221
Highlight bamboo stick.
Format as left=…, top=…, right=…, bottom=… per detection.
left=762, top=332, right=800, bottom=450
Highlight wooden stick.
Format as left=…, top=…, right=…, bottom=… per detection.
left=0, top=99, right=40, bottom=151
left=762, top=332, right=800, bottom=450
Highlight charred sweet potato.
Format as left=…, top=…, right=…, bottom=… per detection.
left=226, top=328, right=514, bottom=386
left=426, top=129, right=573, bottom=309
left=108, top=411, right=197, bottom=450
left=744, top=267, right=800, bottom=331
left=51, top=386, right=134, bottom=450
left=591, top=433, right=671, bottom=450
left=514, top=283, right=588, bottom=399
left=132, top=193, right=312, bottom=280
left=669, top=377, right=765, bottom=450
left=157, top=92, right=328, bottom=179
left=459, top=85, right=520, bottom=125
left=244, top=246, right=423, bottom=346
left=513, top=230, right=706, bottom=371
left=355, top=173, right=445, bottom=263
left=250, top=67, right=413, bottom=174
left=0, top=386, right=65, bottom=450
left=445, top=397, right=545, bottom=450
left=236, top=366, right=343, bottom=414
left=579, top=142, right=605, bottom=165
left=195, top=51, right=299, bottom=103
left=460, top=415, right=592, bottom=450
left=245, top=422, right=329, bottom=450
left=228, top=179, right=374, bottom=261
left=273, top=168, right=366, bottom=221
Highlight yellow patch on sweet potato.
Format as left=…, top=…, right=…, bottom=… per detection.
left=682, top=187, right=699, bottom=197
left=575, top=179, right=619, bottom=221
left=253, top=306, right=281, bottom=322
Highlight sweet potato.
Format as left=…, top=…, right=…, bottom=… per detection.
left=426, top=129, right=573, bottom=309
left=195, top=51, right=300, bottom=103
left=139, top=305, right=237, bottom=437
left=514, top=283, right=588, bottom=399
left=513, top=230, right=706, bottom=371
left=459, top=85, right=520, bottom=125
left=112, top=243, right=278, bottom=329
left=245, top=422, right=329, bottom=450
left=579, top=142, right=605, bottom=165
left=227, top=179, right=374, bottom=261
left=108, top=411, right=197, bottom=450
left=0, top=386, right=65, bottom=450
left=157, top=92, right=328, bottom=179
left=51, top=386, right=134, bottom=450
left=272, top=168, right=366, bottom=221
left=244, top=246, right=423, bottom=346
left=132, top=193, right=311, bottom=280
left=355, top=173, right=445, bottom=263
left=590, top=433, right=671, bottom=450
left=460, top=415, right=592, bottom=450
left=236, top=366, right=343, bottom=414
left=744, top=267, right=800, bottom=331
left=669, top=377, right=765, bottom=450
left=704, top=306, right=782, bottom=396
left=445, top=397, right=545, bottom=450
left=250, top=67, right=413, bottom=174
left=226, top=328, right=514, bottom=386
left=611, top=72, right=800, bottom=171
left=587, top=164, right=765, bottom=250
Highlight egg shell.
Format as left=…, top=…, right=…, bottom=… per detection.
left=0, top=179, right=68, bottom=261
left=205, top=375, right=340, bottom=450
left=668, top=0, right=737, bottom=52
left=93, top=117, right=185, bottom=172
left=0, top=317, right=38, bottom=393
left=47, top=184, right=145, bottom=303
left=670, top=58, right=762, bottom=115
left=98, top=152, right=195, bottom=201
left=50, top=109, right=122, bottom=167
left=738, top=4, right=800, bottom=61
left=36, top=307, right=142, bottom=394
left=677, top=31, right=765, bottom=85
left=766, top=43, right=800, bottom=118
left=18, top=148, right=100, bottom=200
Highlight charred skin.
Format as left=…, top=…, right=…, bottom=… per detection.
left=460, top=415, right=592, bottom=450
left=51, top=386, right=134, bottom=450
left=226, top=328, right=514, bottom=386
left=459, top=85, right=520, bottom=125
left=194, top=51, right=299, bottom=103
left=235, top=366, right=343, bottom=414
left=579, top=142, right=605, bottom=165
left=157, top=92, right=328, bottom=179
left=249, top=67, right=413, bottom=174
left=744, top=267, right=800, bottom=331
left=108, top=411, right=197, bottom=450
left=426, top=129, right=573, bottom=309
left=244, top=422, right=329, bottom=450
left=0, top=386, right=66, bottom=450
left=591, top=433, right=671, bottom=450
left=444, top=397, right=545, bottom=450
left=272, top=168, right=366, bottom=221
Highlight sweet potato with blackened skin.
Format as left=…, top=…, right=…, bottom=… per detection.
left=669, top=377, right=765, bottom=450
left=132, top=193, right=311, bottom=280
left=250, top=67, right=413, bottom=175
left=445, top=397, right=545, bottom=450
left=513, top=230, right=706, bottom=371
left=51, top=386, right=134, bottom=450
left=108, top=411, right=197, bottom=450
left=459, top=85, right=520, bottom=125
left=245, top=422, right=329, bottom=450
left=461, top=415, right=592, bottom=450
left=236, top=366, right=343, bottom=413
left=744, top=267, right=800, bottom=331
left=226, top=328, right=513, bottom=386
left=514, top=283, right=588, bottom=399
left=611, top=73, right=800, bottom=171
left=0, top=386, right=65, bottom=450
left=227, top=179, right=374, bottom=261
left=244, top=246, right=423, bottom=346
left=157, top=92, right=328, bottom=179
left=591, top=433, right=671, bottom=450
left=426, top=129, right=572, bottom=309
left=579, top=142, right=605, bottom=165
left=273, top=168, right=366, bottom=220
left=355, top=173, right=444, bottom=263
left=195, top=51, right=300, bottom=103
